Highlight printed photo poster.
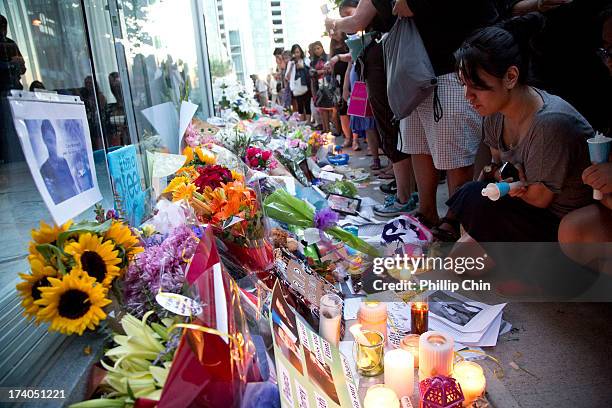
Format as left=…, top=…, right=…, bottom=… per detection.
left=271, top=281, right=361, bottom=408
left=107, top=145, right=146, bottom=226
left=9, top=94, right=102, bottom=225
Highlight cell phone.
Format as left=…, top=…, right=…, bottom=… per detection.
left=500, top=162, right=519, bottom=182
left=327, top=193, right=362, bottom=216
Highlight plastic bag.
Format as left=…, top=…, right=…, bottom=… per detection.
left=383, top=18, right=437, bottom=121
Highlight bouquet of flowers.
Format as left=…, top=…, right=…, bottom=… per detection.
left=183, top=118, right=222, bottom=149
left=164, top=148, right=272, bottom=275
left=215, top=79, right=261, bottom=121
left=244, top=146, right=277, bottom=172
left=17, top=209, right=143, bottom=335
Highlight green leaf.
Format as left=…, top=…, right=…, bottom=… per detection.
left=57, top=219, right=113, bottom=248
left=35, top=244, right=66, bottom=274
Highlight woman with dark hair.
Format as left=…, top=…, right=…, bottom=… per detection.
left=310, top=41, right=334, bottom=133
left=444, top=14, right=594, bottom=242
left=285, top=44, right=312, bottom=122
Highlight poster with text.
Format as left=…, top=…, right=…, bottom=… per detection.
left=9, top=94, right=102, bottom=225
left=107, top=145, right=146, bottom=226
left=270, top=281, right=361, bottom=408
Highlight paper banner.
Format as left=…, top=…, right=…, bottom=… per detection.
left=142, top=102, right=179, bottom=154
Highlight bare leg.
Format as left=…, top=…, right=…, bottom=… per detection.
left=366, top=129, right=380, bottom=160
left=559, top=204, right=612, bottom=274
left=321, top=110, right=330, bottom=133
left=412, top=154, right=440, bottom=224
left=447, top=165, right=474, bottom=197
left=394, top=158, right=416, bottom=203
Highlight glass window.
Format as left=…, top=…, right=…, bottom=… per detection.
left=0, top=0, right=114, bottom=386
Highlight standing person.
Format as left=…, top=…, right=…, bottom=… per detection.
left=285, top=44, right=312, bottom=122
left=328, top=0, right=361, bottom=150
left=326, top=0, right=417, bottom=217
left=255, top=75, right=269, bottom=107
left=279, top=50, right=294, bottom=110
left=389, top=0, right=499, bottom=235
left=310, top=41, right=334, bottom=133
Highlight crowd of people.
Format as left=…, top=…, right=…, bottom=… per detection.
left=268, top=0, right=612, bottom=272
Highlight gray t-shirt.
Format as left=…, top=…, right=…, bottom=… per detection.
left=483, top=89, right=593, bottom=218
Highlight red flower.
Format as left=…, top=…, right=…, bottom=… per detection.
left=246, top=147, right=259, bottom=157
left=249, top=158, right=260, bottom=168
left=194, top=165, right=233, bottom=192
left=261, top=150, right=272, bottom=161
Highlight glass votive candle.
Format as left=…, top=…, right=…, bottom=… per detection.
left=354, top=330, right=385, bottom=377
left=400, top=334, right=420, bottom=368
left=453, top=361, right=486, bottom=406
left=363, top=384, right=400, bottom=408
left=410, top=302, right=429, bottom=335
left=319, top=293, right=343, bottom=345
left=358, top=301, right=388, bottom=341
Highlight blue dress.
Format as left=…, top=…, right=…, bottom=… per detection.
left=349, top=64, right=376, bottom=137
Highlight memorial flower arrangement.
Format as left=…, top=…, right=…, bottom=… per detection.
left=164, top=148, right=266, bottom=247
left=16, top=210, right=143, bottom=335
left=244, top=146, right=277, bottom=172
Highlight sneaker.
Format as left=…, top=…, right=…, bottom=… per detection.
left=374, top=196, right=418, bottom=217
left=380, top=180, right=397, bottom=195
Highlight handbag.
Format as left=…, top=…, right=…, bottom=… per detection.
left=383, top=18, right=437, bottom=121
left=347, top=61, right=373, bottom=118
left=288, top=61, right=308, bottom=97
left=315, top=76, right=337, bottom=109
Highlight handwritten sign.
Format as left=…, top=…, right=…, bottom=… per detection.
left=107, top=145, right=145, bottom=226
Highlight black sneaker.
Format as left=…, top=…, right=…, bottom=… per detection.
left=380, top=180, right=397, bottom=195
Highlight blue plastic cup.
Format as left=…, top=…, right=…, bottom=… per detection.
left=587, top=136, right=612, bottom=164
left=496, top=182, right=511, bottom=197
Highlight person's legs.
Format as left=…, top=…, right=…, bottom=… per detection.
left=365, top=128, right=380, bottom=160
left=559, top=204, right=612, bottom=273
left=320, top=109, right=330, bottom=133
left=412, top=154, right=440, bottom=224
left=394, top=158, right=416, bottom=204
left=447, top=165, right=474, bottom=197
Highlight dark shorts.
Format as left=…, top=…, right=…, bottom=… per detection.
left=447, top=181, right=561, bottom=242
left=337, top=99, right=348, bottom=116
left=295, top=91, right=312, bottom=115
left=363, top=41, right=409, bottom=163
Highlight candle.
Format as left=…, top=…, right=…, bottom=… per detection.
left=353, top=329, right=385, bottom=376
left=319, top=294, right=343, bottom=345
left=410, top=302, right=429, bottom=335
left=399, top=334, right=420, bottom=368
left=358, top=301, right=388, bottom=341
left=418, top=331, right=454, bottom=381
left=384, top=349, right=414, bottom=398
left=363, top=385, right=400, bottom=408
left=453, top=361, right=486, bottom=406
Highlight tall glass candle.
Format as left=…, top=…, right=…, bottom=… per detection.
left=384, top=349, right=414, bottom=398
left=319, top=293, right=343, bottom=345
left=363, top=385, right=400, bottom=408
left=410, top=302, right=429, bottom=335
left=354, top=330, right=385, bottom=376
left=453, top=361, right=486, bottom=406
left=400, top=334, right=420, bottom=368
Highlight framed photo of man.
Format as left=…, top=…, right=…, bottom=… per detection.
left=8, top=92, right=102, bottom=225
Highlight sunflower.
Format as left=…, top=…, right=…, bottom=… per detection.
left=231, top=170, right=244, bottom=182
left=195, top=148, right=216, bottom=165
left=16, top=258, right=58, bottom=322
left=183, top=146, right=195, bottom=165
left=35, top=270, right=111, bottom=335
left=64, top=233, right=122, bottom=287
left=28, top=220, right=73, bottom=258
left=104, top=221, right=143, bottom=257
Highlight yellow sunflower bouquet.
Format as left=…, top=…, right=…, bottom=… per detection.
left=17, top=210, right=143, bottom=336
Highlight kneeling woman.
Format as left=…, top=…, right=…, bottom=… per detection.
left=446, top=16, right=593, bottom=242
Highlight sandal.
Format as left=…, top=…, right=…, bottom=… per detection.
left=431, top=216, right=461, bottom=242
left=343, top=138, right=352, bottom=148
left=378, top=171, right=395, bottom=180
left=352, top=140, right=361, bottom=151
left=412, top=212, right=438, bottom=230
left=370, top=158, right=382, bottom=170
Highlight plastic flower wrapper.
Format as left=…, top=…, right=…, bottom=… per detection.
left=263, top=189, right=380, bottom=258
left=157, top=227, right=262, bottom=408
left=142, top=199, right=193, bottom=236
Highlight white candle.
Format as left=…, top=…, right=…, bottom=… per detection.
left=418, top=331, right=454, bottom=381
left=384, top=349, right=414, bottom=398
left=363, top=385, right=400, bottom=408
left=453, top=361, right=486, bottom=406
left=400, top=334, right=420, bottom=368
left=319, top=294, right=343, bottom=345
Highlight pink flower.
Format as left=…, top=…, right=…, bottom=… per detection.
left=261, top=150, right=272, bottom=161
left=246, top=147, right=259, bottom=157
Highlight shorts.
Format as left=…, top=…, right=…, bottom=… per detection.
left=295, top=91, right=312, bottom=115
left=399, top=73, right=481, bottom=170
